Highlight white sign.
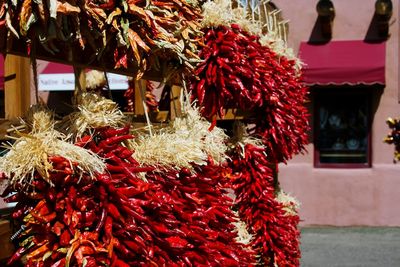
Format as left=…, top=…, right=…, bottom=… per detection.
left=38, top=73, right=128, bottom=91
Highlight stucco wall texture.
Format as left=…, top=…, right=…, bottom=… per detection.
left=277, top=0, right=400, bottom=226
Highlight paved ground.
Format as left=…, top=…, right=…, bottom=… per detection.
left=300, top=227, right=400, bottom=267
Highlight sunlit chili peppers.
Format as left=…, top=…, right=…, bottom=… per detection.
left=91, top=126, right=256, bottom=265
left=141, top=163, right=256, bottom=266
left=89, top=126, right=256, bottom=265
left=3, top=125, right=152, bottom=266
left=5, top=157, right=113, bottom=267
left=191, top=24, right=309, bottom=162
left=5, top=124, right=256, bottom=266
left=225, top=143, right=301, bottom=266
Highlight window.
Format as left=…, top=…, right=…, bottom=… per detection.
left=314, top=89, right=371, bottom=168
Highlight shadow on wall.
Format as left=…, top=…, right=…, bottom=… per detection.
left=364, top=13, right=391, bottom=43
left=308, top=12, right=391, bottom=44
left=308, top=16, right=332, bottom=44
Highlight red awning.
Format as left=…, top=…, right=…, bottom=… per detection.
left=298, top=40, right=386, bottom=86
left=0, top=54, right=4, bottom=90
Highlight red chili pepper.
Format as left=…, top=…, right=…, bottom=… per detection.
left=31, top=199, right=51, bottom=216
left=74, top=196, right=95, bottom=211
left=7, top=246, right=28, bottom=265
left=115, top=54, right=128, bottom=69
left=104, top=216, right=113, bottom=243
left=112, top=238, right=132, bottom=257
left=97, top=0, right=115, bottom=9
left=196, top=79, right=206, bottom=105
left=106, top=163, right=154, bottom=176
left=102, top=125, right=131, bottom=138
left=60, top=229, right=72, bottom=246
left=48, top=155, right=68, bottom=165
left=107, top=203, right=125, bottom=223
left=26, top=242, right=50, bottom=261
left=52, top=221, right=65, bottom=236
left=122, top=240, right=142, bottom=254
left=227, top=143, right=301, bottom=266
left=165, top=236, right=188, bottom=249
left=12, top=202, right=30, bottom=219
left=112, top=257, right=130, bottom=267
left=82, top=257, right=97, bottom=267
left=32, top=179, right=48, bottom=191
left=99, top=135, right=134, bottom=148
left=191, top=24, right=309, bottom=163
left=80, top=210, right=97, bottom=227
left=95, top=207, right=107, bottom=232
left=75, top=135, right=92, bottom=147
left=112, top=146, right=134, bottom=159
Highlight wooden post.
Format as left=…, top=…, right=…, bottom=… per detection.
left=0, top=220, right=13, bottom=262
left=4, top=55, right=31, bottom=119
left=73, top=67, right=86, bottom=103
left=170, top=85, right=181, bottom=120
left=134, top=80, right=145, bottom=115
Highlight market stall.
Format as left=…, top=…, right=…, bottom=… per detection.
left=0, top=0, right=309, bottom=266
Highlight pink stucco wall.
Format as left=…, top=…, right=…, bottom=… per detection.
left=277, top=0, right=400, bottom=226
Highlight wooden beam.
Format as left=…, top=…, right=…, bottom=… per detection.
left=4, top=55, right=31, bottom=119
left=170, top=85, right=182, bottom=120
left=1, top=40, right=165, bottom=82
left=0, top=220, right=14, bottom=261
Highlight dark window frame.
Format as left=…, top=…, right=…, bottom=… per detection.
left=313, top=87, right=373, bottom=168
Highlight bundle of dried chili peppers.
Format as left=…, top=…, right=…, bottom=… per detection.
left=3, top=125, right=156, bottom=266
left=4, top=157, right=143, bottom=267
left=2, top=0, right=203, bottom=78
left=225, top=143, right=301, bottom=266
left=191, top=24, right=309, bottom=162
left=4, top=124, right=255, bottom=266
left=81, top=125, right=256, bottom=265
left=141, top=162, right=256, bottom=266
left=187, top=6, right=306, bottom=264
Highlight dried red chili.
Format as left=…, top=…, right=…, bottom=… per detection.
left=226, top=143, right=301, bottom=266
